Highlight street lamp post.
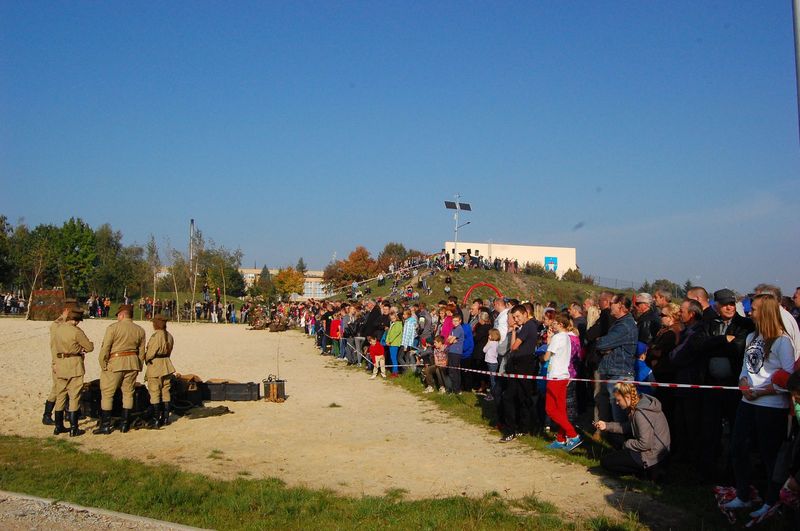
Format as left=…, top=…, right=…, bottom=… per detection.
left=444, top=194, right=472, bottom=265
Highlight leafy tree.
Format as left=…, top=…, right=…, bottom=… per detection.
left=376, top=242, right=408, bottom=271
left=561, top=268, right=583, bottom=283
left=273, top=267, right=305, bottom=299
left=56, top=218, right=97, bottom=297
left=249, top=265, right=276, bottom=302
left=683, top=279, right=693, bottom=297
left=322, top=260, right=345, bottom=293
left=11, top=222, right=61, bottom=293
left=0, top=215, right=13, bottom=288
left=639, top=279, right=652, bottom=294
left=341, top=246, right=376, bottom=282
left=296, top=257, right=307, bottom=274
left=201, top=247, right=245, bottom=298
left=650, top=279, right=682, bottom=299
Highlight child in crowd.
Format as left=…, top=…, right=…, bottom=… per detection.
left=446, top=314, right=464, bottom=393
left=427, top=335, right=449, bottom=394
left=368, top=335, right=386, bottom=379
left=330, top=311, right=342, bottom=358
left=386, top=311, right=404, bottom=377
left=543, top=314, right=582, bottom=452
left=483, top=328, right=500, bottom=401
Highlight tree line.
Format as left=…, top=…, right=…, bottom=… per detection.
left=0, top=215, right=248, bottom=302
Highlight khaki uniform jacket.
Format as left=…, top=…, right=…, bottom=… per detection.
left=52, top=323, right=93, bottom=378
left=99, top=318, right=146, bottom=372
left=145, top=330, right=175, bottom=378
left=49, top=315, right=67, bottom=362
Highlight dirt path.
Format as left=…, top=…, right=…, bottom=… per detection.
left=0, top=319, right=683, bottom=527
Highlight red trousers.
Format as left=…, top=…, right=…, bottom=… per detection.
left=545, top=379, right=577, bottom=442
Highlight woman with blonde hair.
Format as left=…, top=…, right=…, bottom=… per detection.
left=594, top=381, right=671, bottom=477
left=723, top=294, right=796, bottom=516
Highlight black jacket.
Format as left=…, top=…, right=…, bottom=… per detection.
left=636, top=309, right=661, bottom=346
left=703, top=313, right=755, bottom=385
left=669, top=320, right=709, bottom=396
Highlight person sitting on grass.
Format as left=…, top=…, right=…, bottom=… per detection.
left=593, top=381, right=671, bottom=479
left=368, top=335, right=386, bottom=380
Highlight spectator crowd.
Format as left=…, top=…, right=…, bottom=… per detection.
left=295, top=275, right=800, bottom=525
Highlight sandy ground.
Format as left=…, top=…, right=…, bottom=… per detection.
left=0, top=318, right=684, bottom=527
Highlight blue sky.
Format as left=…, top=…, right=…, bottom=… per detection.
left=1, top=2, right=798, bottom=294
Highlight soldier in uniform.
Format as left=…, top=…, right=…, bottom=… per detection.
left=51, top=309, right=93, bottom=436
left=94, top=304, right=145, bottom=434
left=144, top=314, right=176, bottom=428
left=42, top=298, right=78, bottom=425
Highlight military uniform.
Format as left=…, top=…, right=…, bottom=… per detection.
left=51, top=310, right=93, bottom=436
left=95, top=304, right=145, bottom=434
left=144, top=314, right=175, bottom=428
left=42, top=300, right=78, bottom=425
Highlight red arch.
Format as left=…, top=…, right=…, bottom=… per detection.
left=463, top=282, right=503, bottom=306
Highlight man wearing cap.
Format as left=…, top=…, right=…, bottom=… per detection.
left=94, top=304, right=146, bottom=434
left=144, top=314, right=175, bottom=428
left=42, top=298, right=79, bottom=425
left=51, top=309, right=93, bottom=436
left=634, top=293, right=661, bottom=346
left=700, top=288, right=754, bottom=480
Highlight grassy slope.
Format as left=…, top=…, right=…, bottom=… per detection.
left=337, top=268, right=629, bottom=307
left=0, top=435, right=636, bottom=531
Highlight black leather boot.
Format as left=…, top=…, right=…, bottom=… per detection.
left=120, top=408, right=132, bottom=433
left=53, top=411, right=69, bottom=435
left=42, top=400, right=55, bottom=425
left=92, top=410, right=113, bottom=435
left=148, top=403, right=161, bottom=429
left=68, top=411, right=85, bottom=437
left=161, top=402, right=171, bottom=426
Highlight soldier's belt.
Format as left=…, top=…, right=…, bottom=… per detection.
left=56, top=353, right=84, bottom=358
left=109, top=351, right=138, bottom=359
left=152, top=354, right=171, bottom=358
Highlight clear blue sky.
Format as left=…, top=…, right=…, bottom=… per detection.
left=1, top=2, right=798, bottom=294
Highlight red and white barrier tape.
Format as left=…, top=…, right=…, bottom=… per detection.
left=314, top=333, right=775, bottom=392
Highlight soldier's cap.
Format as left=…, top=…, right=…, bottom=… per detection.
left=714, top=289, right=737, bottom=305
left=68, top=309, right=84, bottom=321
left=152, top=313, right=168, bottom=323
left=116, top=304, right=134, bottom=316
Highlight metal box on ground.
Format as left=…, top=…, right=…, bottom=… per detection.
left=263, top=376, right=286, bottom=403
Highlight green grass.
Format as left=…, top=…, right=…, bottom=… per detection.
left=370, top=370, right=793, bottom=530
left=336, top=268, right=630, bottom=307
left=0, top=435, right=642, bottom=530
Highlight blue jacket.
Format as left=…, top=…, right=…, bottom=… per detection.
left=460, top=323, right=474, bottom=359
left=596, top=313, right=638, bottom=377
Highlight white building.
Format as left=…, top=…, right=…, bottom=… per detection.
left=444, top=241, right=577, bottom=278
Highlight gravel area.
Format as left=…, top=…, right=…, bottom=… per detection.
left=0, top=491, right=203, bottom=530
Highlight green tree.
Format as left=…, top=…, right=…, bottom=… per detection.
left=56, top=218, right=97, bottom=297
left=146, top=234, right=161, bottom=303
left=376, top=242, right=407, bottom=271
left=561, top=268, right=583, bottom=283
left=249, top=265, right=276, bottom=302
left=682, top=279, right=693, bottom=298
left=11, top=223, right=61, bottom=293
left=639, top=279, right=652, bottom=294
left=0, top=215, right=13, bottom=288
left=296, top=257, right=307, bottom=274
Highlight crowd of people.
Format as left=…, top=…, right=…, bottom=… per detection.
left=296, top=280, right=800, bottom=523
left=2, top=292, right=25, bottom=314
